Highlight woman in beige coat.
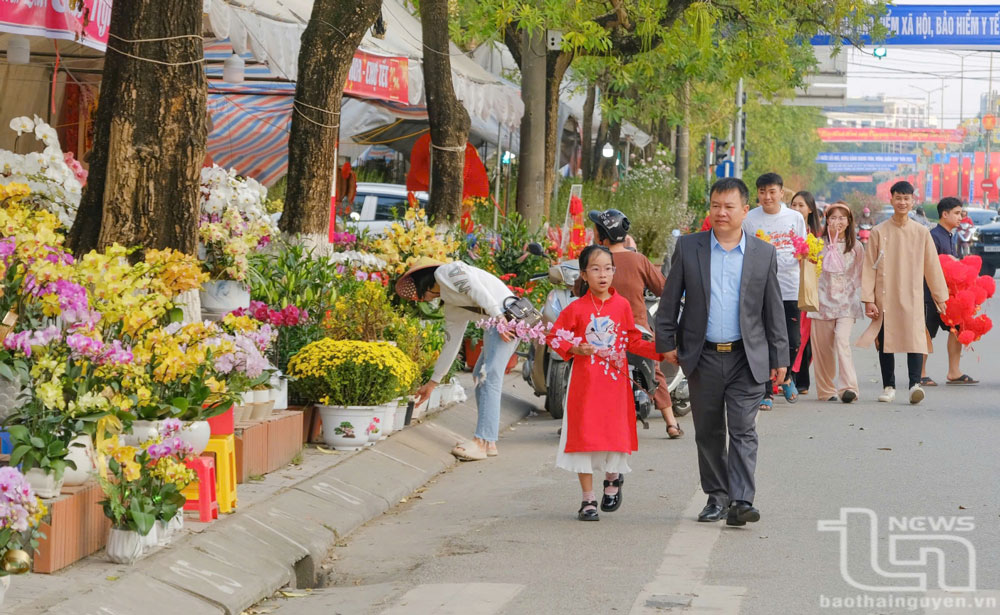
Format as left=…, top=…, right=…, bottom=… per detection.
left=856, top=181, right=948, bottom=405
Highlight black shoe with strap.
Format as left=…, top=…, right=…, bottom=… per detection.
left=600, top=475, right=624, bottom=512
left=578, top=500, right=599, bottom=521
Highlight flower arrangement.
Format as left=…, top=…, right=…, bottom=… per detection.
left=287, top=339, right=418, bottom=407
left=939, top=254, right=995, bottom=346
left=1, top=116, right=83, bottom=227
left=97, top=420, right=194, bottom=534
left=792, top=234, right=825, bottom=273
left=0, top=466, right=47, bottom=575
left=371, top=207, right=459, bottom=277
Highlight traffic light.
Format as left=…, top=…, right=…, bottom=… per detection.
left=740, top=111, right=747, bottom=171
left=713, top=139, right=729, bottom=165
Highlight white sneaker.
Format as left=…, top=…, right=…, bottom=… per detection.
left=878, top=387, right=896, bottom=403
left=909, top=385, right=925, bottom=405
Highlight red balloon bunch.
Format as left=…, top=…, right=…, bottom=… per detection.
left=939, top=254, right=995, bottom=345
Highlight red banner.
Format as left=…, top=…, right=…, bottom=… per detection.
left=944, top=158, right=959, bottom=198
left=817, top=127, right=965, bottom=144
left=0, top=0, right=110, bottom=51
left=973, top=152, right=986, bottom=202
left=931, top=164, right=941, bottom=201
left=344, top=50, right=409, bottom=104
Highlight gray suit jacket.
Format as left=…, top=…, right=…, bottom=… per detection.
left=655, top=231, right=789, bottom=384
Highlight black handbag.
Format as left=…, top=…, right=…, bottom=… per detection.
left=502, top=296, right=542, bottom=327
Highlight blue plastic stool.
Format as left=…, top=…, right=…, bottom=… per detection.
left=0, top=430, right=11, bottom=455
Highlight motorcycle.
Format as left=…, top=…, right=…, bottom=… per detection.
left=858, top=222, right=872, bottom=246
left=957, top=219, right=974, bottom=258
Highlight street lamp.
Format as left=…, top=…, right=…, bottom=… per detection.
left=601, top=142, right=614, bottom=158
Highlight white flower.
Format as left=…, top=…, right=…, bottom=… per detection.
left=349, top=212, right=361, bottom=221
left=9, top=116, right=34, bottom=136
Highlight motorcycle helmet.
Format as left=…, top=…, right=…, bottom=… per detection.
left=862, top=207, right=870, bottom=214
left=588, top=209, right=631, bottom=243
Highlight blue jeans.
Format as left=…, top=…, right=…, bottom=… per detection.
left=471, top=327, right=517, bottom=442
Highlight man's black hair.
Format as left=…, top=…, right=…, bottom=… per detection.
left=937, top=196, right=963, bottom=217
left=755, top=172, right=783, bottom=190
left=710, top=177, right=750, bottom=205
left=890, top=180, right=915, bottom=195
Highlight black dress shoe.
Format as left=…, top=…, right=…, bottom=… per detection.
left=697, top=503, right=727, bottom=522
left=600, top=475, right=624, bottom=512
left=578, top=500, right=599, bottom=521
left=726, top=502, right=760, bottom=526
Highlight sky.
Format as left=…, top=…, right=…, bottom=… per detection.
left=844, top=0, right=999, bottom=128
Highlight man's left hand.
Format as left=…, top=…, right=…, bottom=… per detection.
left=770, top=367, right=787, bottom=384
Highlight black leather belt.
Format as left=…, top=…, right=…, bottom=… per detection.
left=704, top=339, right=744, bottom=353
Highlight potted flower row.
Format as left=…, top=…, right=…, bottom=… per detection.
left=0, top=466, right=47, bottom=609
left=286, top=339, right=418, bottom=451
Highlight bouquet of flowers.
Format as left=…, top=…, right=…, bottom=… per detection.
left=791, top=234, right=825, bottom=273
left=371, top=207, right=459, bottom=277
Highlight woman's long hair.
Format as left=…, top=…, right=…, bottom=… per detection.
left=792, top=190, right=823, bottom=236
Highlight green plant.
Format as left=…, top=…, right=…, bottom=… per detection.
left=248, top=241, right=341, bottom=312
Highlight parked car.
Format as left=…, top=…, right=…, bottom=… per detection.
left=873, top=206, right=931, bottom=227
left=963, top=207, right=997, bottom=228
left=333, top=183, right=429, bottom=235
left=968, top=214, right=1000, bottom=277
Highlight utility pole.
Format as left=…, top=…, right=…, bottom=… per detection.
left=734, top=78, right=744, bottom=179
left=704, top=133, right=713, bottom=201
left=987, top=52, right=994, bottom=210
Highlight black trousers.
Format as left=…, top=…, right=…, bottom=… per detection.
left=794, top=339, right=812, bottom=390
left=765, top=300, right=801, bottom=398
left=877, top=326, right=921, bottom=389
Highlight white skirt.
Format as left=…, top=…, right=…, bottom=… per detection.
left=555, top=400, right=632, bottom=475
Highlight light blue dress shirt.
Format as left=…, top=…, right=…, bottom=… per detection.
left=706, top=231, right=745, bottom=343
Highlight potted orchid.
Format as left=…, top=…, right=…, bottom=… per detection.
left=1, top=116, right=83, bottom=228
left=0, top=466, right=47, bottom=605
left=198, top=165, right=277, bottom=315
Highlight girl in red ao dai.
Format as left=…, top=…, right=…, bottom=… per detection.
left=546, top=245, right=663, bottom=521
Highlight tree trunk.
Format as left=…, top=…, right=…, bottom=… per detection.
left=581, top=82, right=596, bottom=181
left=542, top=51, right=573, bottom=218
left=68, top=0, right=205, bottom=256
left=515, top=28, right=546, bottom=228
left=596, top=121, right=621, bottom=184
left=676, top=80, right=691, bottom=205
left=593, top=115, right=609, bottom=180
left=420, top=0, right=470, bottom=223
left=280, top=0, right=381, bottom=240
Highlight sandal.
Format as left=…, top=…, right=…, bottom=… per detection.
left=946, top=374, right=978, bottom=385
left=578, top=500, right=599, bottom=521
left=600, top=475, right=624, bottom=512
left=759, top=399, right=773, bottom=411
left=451, top=441, right=487, bottom=461
left=920, top=376, right=938, bottom=387
left=486, top=446, right=498, bottom=457
left=780, top=380, right=799, bottom=403
left=666, top=423, right=684, bottom=439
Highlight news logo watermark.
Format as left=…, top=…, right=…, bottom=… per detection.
left=817, top=507, right=976, bottom=593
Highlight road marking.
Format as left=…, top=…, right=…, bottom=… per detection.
left=629, top=486, right=746, bottom=614
left=380, top=583, right=524, bottom=614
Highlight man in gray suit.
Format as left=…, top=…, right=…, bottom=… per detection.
left=655, top=177, right=788, bottom=526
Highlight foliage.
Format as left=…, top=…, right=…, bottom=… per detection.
left=286, top=339, right=419, bottom=406
left=248, top=241, right=341, bottom=312
left=0, top=466, right=47, bottom=573
left=743, top=102, right=827, bottom=193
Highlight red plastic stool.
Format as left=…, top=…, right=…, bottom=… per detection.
left=182, top=455, right=219, bottom=522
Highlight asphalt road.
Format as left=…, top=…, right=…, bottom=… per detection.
left=251, top=304, right=1000, bottom=615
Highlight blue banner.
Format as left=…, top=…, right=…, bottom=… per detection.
left=826, top=162, right=901, bottom=172
left=817, top=153, right=917, bottom=164
left=811, top=5, right=1000, bottom=49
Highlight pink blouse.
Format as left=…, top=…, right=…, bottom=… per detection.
left=807, top=240, right=865, bottom=321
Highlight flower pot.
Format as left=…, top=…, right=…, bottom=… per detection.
left=378, top=403, right=395, bottom=438
left=250, top=400, right=274, bottom=420
left=107, top=528, right=143, bottom=565
left=140, top=523, right=159, bottom=554
left=124, top=420, right=159, bottom=446
left=271, top=374, right=288, bottom=411
left=200, top=280, right=250, bottom=319
left=25, top=468, right=65, bottom=499
left=0, top=366, right=22, bottom=425
left=0, top=574, right=10, bottom=610
left=62, top=435, right=96, bottom=486
left=392, top=399, right=407, bottom=432
left=157, top=513, right=184, bottom=546
left=177, top=421, right=211, bottom=456
left=316, top=405, right=377, bottom=450
left=366, top=416, right=382, bottom=443
left=404, top=399, right=415, bottom=425
left=428, top=386, right=442, bottom=410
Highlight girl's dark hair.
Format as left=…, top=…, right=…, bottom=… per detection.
left=411, top=267, right=439, bottom=300
left=827, top=202, right=856, bottom=254
left=577, top=245, right=613, bottom=296
left=792, top=190, right=822, bottom=236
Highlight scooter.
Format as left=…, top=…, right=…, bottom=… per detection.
left=644, top=296, right=691, bottom=418
left=957, top=219, right=974, bottom=258
left=858, top=223, right=872, bottom=246
left=521, top=246, right=579, bottom=420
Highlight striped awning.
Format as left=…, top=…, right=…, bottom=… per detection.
left=206, top=82, right=293, bottom=187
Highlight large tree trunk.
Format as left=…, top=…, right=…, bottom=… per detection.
left=68, top=0, right=205, bottom=255
left=676, top=80, right=691, bottom=205
left=420, top=0, right=470, bottom=222
left=280, top=0, right=381, bottom=240
left=515, top=28, right=546, bottom=228
left=542, top=51, right=573, bottom=218
left=581, top=82, right=596, bottom=181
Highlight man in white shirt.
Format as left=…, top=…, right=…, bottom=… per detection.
left=742, top=172, right=807, bottom=410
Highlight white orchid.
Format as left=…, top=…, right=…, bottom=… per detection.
left=9, top=116, right=34, bottom=136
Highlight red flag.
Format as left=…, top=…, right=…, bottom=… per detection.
left=944, top=157, right=959, bottom=198
left=973, top=152, right=986, bottom=202
left=931, top=163, right=941, bottom=200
